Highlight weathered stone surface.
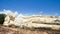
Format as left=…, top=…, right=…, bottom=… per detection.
left=0, top=26, right=60, bottom=34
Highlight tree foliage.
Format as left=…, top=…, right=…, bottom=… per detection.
left=0, top=14, right=6, bottom=25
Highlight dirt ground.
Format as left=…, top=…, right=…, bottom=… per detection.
left=0, top=26, right=60, bottom=34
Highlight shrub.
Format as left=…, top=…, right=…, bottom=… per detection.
left=0, top=14, right=6, bottom=25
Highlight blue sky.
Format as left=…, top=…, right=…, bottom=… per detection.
left=0, top=0, right=60, bottom=16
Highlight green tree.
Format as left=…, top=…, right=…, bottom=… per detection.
left=0, top=14, right=6, bottom=25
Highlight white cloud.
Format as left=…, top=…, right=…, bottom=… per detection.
left=0, top=9, right=59, bottom=17
left=14, top=11, right=19, bottom=16
left=18, top=13, right=24, bottom=17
